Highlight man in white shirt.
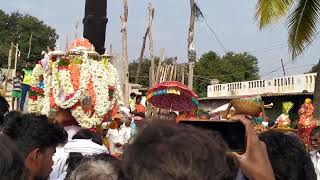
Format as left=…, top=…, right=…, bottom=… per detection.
left=106, top=116, right=127, bottom=157
left=310, top=127, right=320, bottom=179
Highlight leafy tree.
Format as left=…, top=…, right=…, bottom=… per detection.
left=255, top=0, right=320, bottom=119
left=194, top=51, right=259, bottom=97
left=0, top=10, right=58, bottom=68
left=309, top=62, right=320, bottom=73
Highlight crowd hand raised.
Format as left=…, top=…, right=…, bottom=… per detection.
left=229, top=115, right=275, bottom=180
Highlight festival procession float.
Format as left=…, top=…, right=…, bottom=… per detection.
left=28, top=38, right=123, bottom=129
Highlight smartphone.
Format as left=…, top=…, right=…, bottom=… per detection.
left=178, top=120, right=246, bottom=152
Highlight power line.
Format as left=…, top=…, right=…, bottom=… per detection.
left=195, top=2, right=227, bottom=53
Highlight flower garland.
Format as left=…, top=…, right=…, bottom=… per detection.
left=30, top=64, right=44, bottom=87
left=71, top=103, right=101, bottom=128
left=51, top=54, right=90, bottom=109
left=41, top=73, right=51, bottom=116
left=90, top=60, right=112, bottom=117
left=100, top=61, right=123, bottom=105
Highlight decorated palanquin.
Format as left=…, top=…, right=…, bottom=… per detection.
left=298, top=98, right=318, bottom=146
left=29, top=38, right=123, bottom=128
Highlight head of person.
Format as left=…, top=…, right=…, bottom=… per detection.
left=311, top=127, right=320, bottom=151
left=39, top=75, right=44, bottom=82
left=125, top=117, right=132, bottom=127
left=55, top=108, right=78, bottom=127
left=259, top=131, right=316, bottom=180
left=119, top=121, right=238, bottom=180
left=199, top=112, right=210, bottom=119
left=130, top=93, right=136, bottom=99
left=16, top=69, right=22, bottom=77
left=0, top=95, right=9, bottom=126
left=0, top=134, right=28, bottom=180
left=135, top=95, right=142, bottom=104
left=167, top=112, right=177, bottom=121
left=2, top=113, right=68, bottom=180
left=66, top=129, right=104, bottom=178
left=26, top=62, right=32, bottom=68
left=67, top=159, right=118, bottom=180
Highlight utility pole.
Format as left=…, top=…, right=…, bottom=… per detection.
left=187, top=0, right=196, bottom=89
left=121, top=0, right=129, bottom=106
left=281, top=59, right=286, bottom=76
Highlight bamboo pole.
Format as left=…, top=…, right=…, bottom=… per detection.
left=147, top=2, right=155, bottom=87
left=121, top=0, right=129, bottom=106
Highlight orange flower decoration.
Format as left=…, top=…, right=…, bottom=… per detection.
left=69, top=65, right=80, bottom=90
left=68, top=38, right=94, bottom=51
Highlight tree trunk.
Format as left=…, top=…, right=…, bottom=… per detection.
left=313, top=60, right=320, bottom=119
left=121, top=0, right=129, bottom=106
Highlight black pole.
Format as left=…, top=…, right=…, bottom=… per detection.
left=281, top=59, right=286, bottom=76
left=83, top=0, right=108, bottom=54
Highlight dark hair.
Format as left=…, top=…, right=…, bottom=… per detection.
left=135, top=95, right=142, bottom=100
left=72, top=129, right=103, bottom=145
left=130, top=93, right=136, bottom=97
left=66, top=129, right=104, bottom=178
left=134, top=112, right=145, bottom=118
left=2, top=113, right=67, bottom=157
left=119, top=121, right=238, bottom=180
left=0, top=96, right=9, bottom=126
left=0, top=134, right=28, bottom=180
left=259, top=131, right=316, bottom=180
left=311, top=126, right=320, bottom=137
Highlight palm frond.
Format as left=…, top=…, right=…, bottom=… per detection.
left=256, top=0, right=294, bottom=28
left=288, top=0, right=320, bottom=58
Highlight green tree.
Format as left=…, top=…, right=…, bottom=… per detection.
left=0, top=10, right=58, bottom=68
left=309, top=61, right=320, bottom=73
left=194, top=51, right=259, bottom=97
left=255, top=0, right=320, bottom=119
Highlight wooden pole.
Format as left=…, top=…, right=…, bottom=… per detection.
left=27, top=33, right=33, bottom=59
left=135, top=27, right=149, bottom=84
left=4, top=43, right=13, bottom=92
left=181, top=65, right=185, bottom=84
left=187, top=0, right=196, bottom=88
left=135, top=3, right=154, bottom=84
left=14, top=43, right=19, bottom=76
left=148, top=2, right=155, bottom=87
left=121, top=0, right=129, bottom=106
left=281, top=59, right=286, bottom=76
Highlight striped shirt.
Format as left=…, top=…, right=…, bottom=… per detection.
left=12, top=76, right=22, bottom=91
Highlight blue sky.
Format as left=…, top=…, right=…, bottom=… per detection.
left=1, top=0, right=319, bottom=79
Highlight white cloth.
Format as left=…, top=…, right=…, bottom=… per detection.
left=64, top=125, right=82, bottom=140
left=106, top=128, right=127, bottom=154
left=310, top=150, right=320, bottom=179
left=49, top=139, right=108, bottom=180
left=121, top=124, right=133, bottom=143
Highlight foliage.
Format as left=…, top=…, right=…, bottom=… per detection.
left=193, top=51, right=259, bottom=97
left=255, top=0, right=320, bottom=58
left=309, top=62, right=320, bottom=73
left=129, top=57, right=176, bottom=87
left=0, top=10, right=58, bottom=68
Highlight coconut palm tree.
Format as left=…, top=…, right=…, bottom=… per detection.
left=255, top=0, right=320, bottom=119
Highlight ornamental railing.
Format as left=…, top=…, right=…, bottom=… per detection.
left=207, top=73, right=317, bottom=98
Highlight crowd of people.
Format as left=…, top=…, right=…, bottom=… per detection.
left=0, top=94, right=320, bottom=180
